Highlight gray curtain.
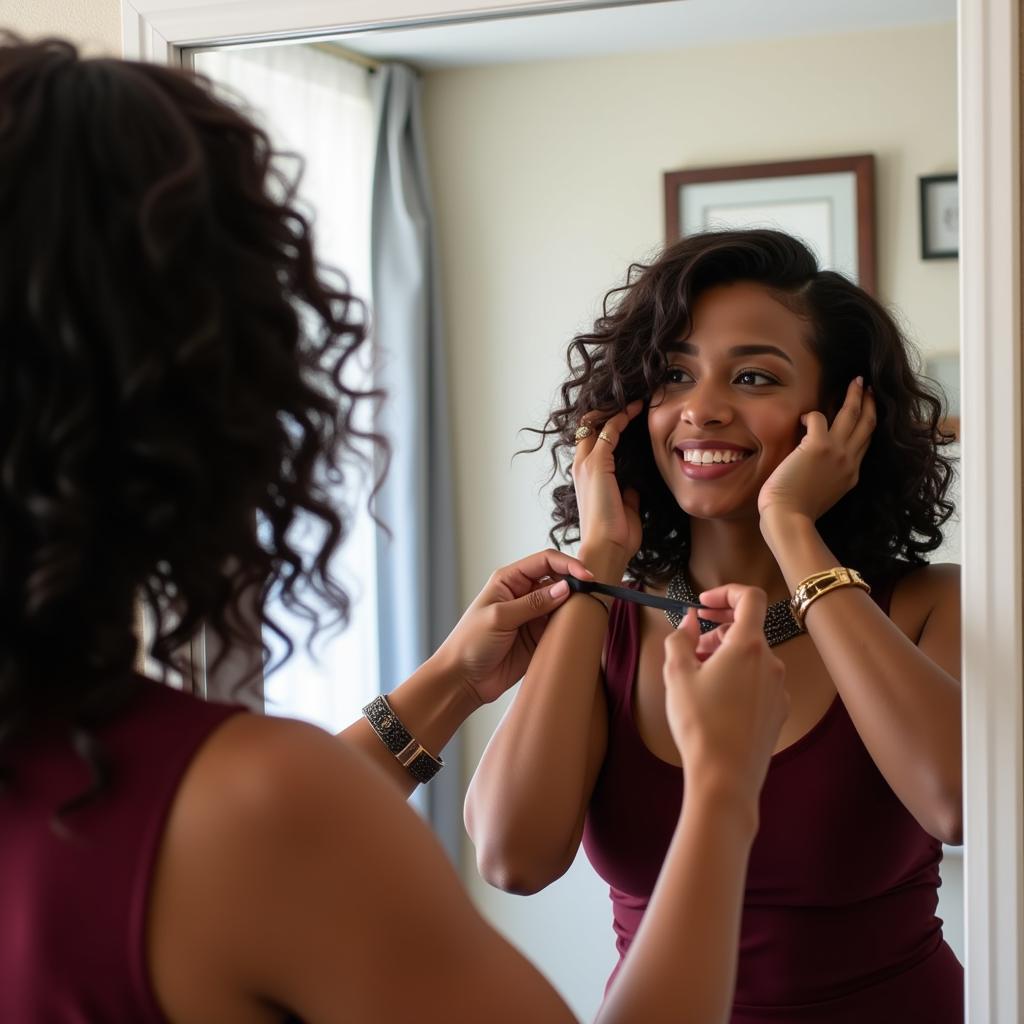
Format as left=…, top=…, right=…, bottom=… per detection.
left=370, top=64, right=462, bottom=863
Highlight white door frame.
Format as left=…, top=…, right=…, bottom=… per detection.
left=122, top=0, right=665, bottom=63
left=122, top=1, right=1024, bottom=1020
left=957, top=1, right=1022, bottom=1020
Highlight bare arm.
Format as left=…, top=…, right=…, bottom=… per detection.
left=753, top=379, right=962, bottom=844
left=762, top=511, right=962, bottom=843
left=464, top=561, right=614, bottom=892
left=466, top=402, right=646, bottom=892
left=337, top=548, right=595, bottom=799
left=337, top=656, right=479, bottom=799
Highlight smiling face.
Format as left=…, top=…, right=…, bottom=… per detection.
left=647, top=280, right=823, bottom=522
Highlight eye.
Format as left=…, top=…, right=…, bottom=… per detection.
left=664, top=365, right=694, bottom=386
left=734, top=369, right=780, bottom=387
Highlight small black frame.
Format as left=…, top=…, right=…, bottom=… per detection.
left=919, top=173, right=959, bottom=260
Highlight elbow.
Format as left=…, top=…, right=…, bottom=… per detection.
left=472, top=839, right=569, bottom=896
left=464, top=790, right=570, bottom=894
left=477, top=857, right=548, bottom=896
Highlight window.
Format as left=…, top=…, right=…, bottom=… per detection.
left=192, top=44, right=378, bottom=732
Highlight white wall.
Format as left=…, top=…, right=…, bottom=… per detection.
left=424, top=20, right=960, bottom=1018
left=3, top=0, right=121, bottom=54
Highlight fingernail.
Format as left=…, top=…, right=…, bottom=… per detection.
left=855, top=375, right=864, bottom=387
left=549, top=580, right=569, bottom=598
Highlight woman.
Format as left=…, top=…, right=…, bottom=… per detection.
left=0, top=38, right=789, bottom=1024
left=466, top=230, right=963, bottom=1021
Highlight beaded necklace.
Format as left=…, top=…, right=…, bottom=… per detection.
left=663, top=571, right=805, bottom=648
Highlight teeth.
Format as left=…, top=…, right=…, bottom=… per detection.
left=682, top=449, right=748, bottom=464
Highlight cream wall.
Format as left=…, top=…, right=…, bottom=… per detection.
left=424, top=20, right=959, bottom=1019
left=3, top=0, right=121, bottom=54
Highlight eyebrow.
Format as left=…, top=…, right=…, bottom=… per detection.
left=667, top=340, right=795, bottom=366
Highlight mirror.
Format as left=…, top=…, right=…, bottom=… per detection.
left=187, top=1, right=967, bottom=1018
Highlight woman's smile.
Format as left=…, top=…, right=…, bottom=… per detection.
left=675, top=441, right=754, bottom=479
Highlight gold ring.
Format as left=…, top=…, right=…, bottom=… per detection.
left=598, top=430, right=614, bottom=444
left=574, top=424, right=594, bottom=443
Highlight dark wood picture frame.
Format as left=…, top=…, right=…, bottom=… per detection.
left=664, top=154, right=877, bottom=295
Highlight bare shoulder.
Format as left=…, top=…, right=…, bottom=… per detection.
left=150, top=709, right=448, bottom=946
left=171, top=710, right=383, bottom=832
left=147, top=713, right=413, bottom=1021
left=149, top=712, right=573, bottom=1024
left=891, top=562, right=960, bottom=620
left=155, top=711, right=392, bottom=873
left=890, top=563, right=961, bottom=669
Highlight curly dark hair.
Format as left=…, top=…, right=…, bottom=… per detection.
left=533, top=228, right=955, bottom=587
left=0, top=37, right=383, bottom=772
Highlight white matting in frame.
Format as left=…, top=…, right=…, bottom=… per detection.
left=679, top=171, right=857, bottom=283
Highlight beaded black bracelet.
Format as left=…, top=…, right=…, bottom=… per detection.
left=362, top=694, right=444, bottom=784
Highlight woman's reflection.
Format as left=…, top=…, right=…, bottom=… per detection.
left=467, top=229, right=963, bottom=1022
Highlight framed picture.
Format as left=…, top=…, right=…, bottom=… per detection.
left=664, top=154, right=877, bottom=294
left=919, top=173, right=959, bottom=260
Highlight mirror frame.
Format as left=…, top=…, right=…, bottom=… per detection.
left=121, top=1, right=1023, bottom=1020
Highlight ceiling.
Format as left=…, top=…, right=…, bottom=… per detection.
left=328, top=0, right=956, bottom=69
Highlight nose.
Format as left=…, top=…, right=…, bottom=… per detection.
left=678, top=378, right=733, bottom=428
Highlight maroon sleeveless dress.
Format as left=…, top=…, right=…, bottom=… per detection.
left=583, top=577, right=964, bottom=1022
left=0, top=674, right=244, bottom=1022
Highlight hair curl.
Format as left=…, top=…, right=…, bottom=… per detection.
left=0, top=37, right=384, bottom=775
left=531, top=229, right=955, bottom=587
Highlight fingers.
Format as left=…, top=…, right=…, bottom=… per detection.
left=663, top=608, right=701, bottom=676
left=827, top=376, right=864, bottom=439
left=800, top=410, right=829, bottom=443
left=799, top=378, right=875, bottom=490
left=695, top=584, right=768, bottom=642
left=694, top=622, right=728, bottom=662
left=826, top=377, right=877, bottom=447
left=571, top=410, right=603, bottom=462
left=572, top=399, right=644, bottom=467
left=688, top=604, right=732, bottom=626
left=493, top=548, right=594, bottom=600
left=849, top=386, right=877, bottom=455
left=488, top=576, right=573, bottom=631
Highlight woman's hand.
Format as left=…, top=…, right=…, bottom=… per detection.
left=757, top=377, right=876, bottom=528
left=663, top=585, right=788, bottom=806
left=431, top=549, right=593, bottom=707
left=571, top=399, right=645, bottom=568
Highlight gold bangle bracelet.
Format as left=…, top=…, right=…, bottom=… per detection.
left=790, top=567, right=870, bottom=628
